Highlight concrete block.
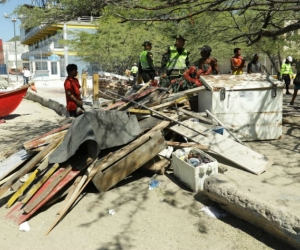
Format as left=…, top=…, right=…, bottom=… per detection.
left=204, top=174, right=300, bottom=250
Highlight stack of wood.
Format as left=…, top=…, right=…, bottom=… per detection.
left=0, top=83, right=272, bottom=236
left=98, top=73, right=132, bottom=100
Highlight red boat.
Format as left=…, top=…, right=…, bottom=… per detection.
left=0, top=85, right=29, bottom=117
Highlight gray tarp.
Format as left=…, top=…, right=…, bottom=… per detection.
left=49, top=110, right=142, bottom=164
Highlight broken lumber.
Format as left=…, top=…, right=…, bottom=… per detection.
left=117, top=83, right=150, bottom=110
left=103, top=87, right=158, bottom=110
left=141, top=156, right=170, bottom=175
left=93, top=130, right=167, bottom=192
left=151, top=96, right=187, bottom=110
left=166, top=141, right=210, bottom=151
left=0, top=149, right=34, bottom=181
left=24, top=130, right=67, bottom=150
left=170, top=120, right=272, bottom=175
left=178, top=108, right=213, bottom=124
left=46, top=153, right=113, bottom=235
left=0, top=139, right=61, bottom=198
left=23, top=123, right=70, bottom=149
left=161, top=86, right=205, bottom=103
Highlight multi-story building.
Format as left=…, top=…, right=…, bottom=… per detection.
left=20, top=3, right=99, bottom=80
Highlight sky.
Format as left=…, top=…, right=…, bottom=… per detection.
left=0, top=0, right=32, bottom=42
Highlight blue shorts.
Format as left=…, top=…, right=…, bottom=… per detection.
left=294, top=84, right=300, bottom=90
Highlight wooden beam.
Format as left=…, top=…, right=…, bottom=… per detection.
left=166, top=141, right=210, bottom=151
left=24, top=130, right=67, bottom=150
left=81, top=73, right=88, bottom=98
left=117, top=83, right=150, bottom=111
left=151, top=96, right=187, bottom=110
left=127, top=109, right=152, bottom=115
left=103, top=87, right=158, bottom=111
left=0, top=139, right=61, bottom=198
left=178, top=108, right=213, bottom=124
left=93, top=73, right=99, bottom=102
left=93, top=130, right=166, bottom=192
left=23, top=124, right=70, bottom=149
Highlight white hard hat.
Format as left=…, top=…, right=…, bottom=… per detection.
left=287, top=56, right=293, bottom=62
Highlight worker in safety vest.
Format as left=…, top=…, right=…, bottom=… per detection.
left=161, top=35, right=190, bottom=79
left=280, top=56, right=294, bottom=95
left=130, top=63, right=138, bottom=84
left=230, top=48, right=246, bottom=75
left=138, top=41, right=156, bottom=83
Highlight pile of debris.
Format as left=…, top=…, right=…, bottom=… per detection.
left=0, top=82, right=272, bottom=236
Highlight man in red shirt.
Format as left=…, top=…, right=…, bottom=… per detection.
left=64, top=64, right=84, bottom=117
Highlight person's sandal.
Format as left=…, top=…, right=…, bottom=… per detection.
left=290, top=102, right=294, bottom=106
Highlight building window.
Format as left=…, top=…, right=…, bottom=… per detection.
left=35, top=61, right=48, bottom=70
left=51, top=62, right=58, bottom=75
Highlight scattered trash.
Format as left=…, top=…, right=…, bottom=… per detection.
left=149, top=175, right=160, bottom=190
left=108, top=209, right=115, bottom=215
left=159, top=146, right=174, bottom=158
left=212, top=126, right=224, bottom=135
left=200, top=206, right=227, bottom=219
left=189, top=158, right=200, bottom=167
left=20, top=174, right=29, bottom=183
left=189, top=118, right=200, bottom=123
left=19, top=221, right=30, bottom=231
left=174, top=149, right=186, bottom=157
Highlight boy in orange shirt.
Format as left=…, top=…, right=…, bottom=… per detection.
left=230, top=48, right=246, bottom=75
left=64, top=64, right=84, bottom=117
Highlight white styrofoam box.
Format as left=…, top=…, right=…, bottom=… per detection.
left=172, top=148, right=218, bottom=192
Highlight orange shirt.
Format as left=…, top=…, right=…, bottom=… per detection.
left=231, top=56, right=244, bottom=75
left=64, top=76, right=81, bottom=111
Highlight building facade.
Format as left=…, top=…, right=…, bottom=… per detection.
left=20, top=16, right=99, bottom=80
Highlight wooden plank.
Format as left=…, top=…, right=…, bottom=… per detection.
left=6, top=141, right=62, bottom=208
left=178, top=108, right=213, bottom=124
left=0, top=149, right=34, bottom=181
left=93, top=130, right=166, bottom=192
left=166, top=141, right=210, bottom=151
left=103, top=87, right=158, bottom=110
left=57, top=175, right=82, bottom=215
left=0, top=139, right=61, bottom=198
left=141, top=156, right=170, bottom=175
left=4, top=155, right=93, bottom=225
left=23, top=124, right=70, bottom=150
left=151, top=96, right=187, bottom=110
left=127, top=108, right=152, bottom=115
left=162, top=86, right=205, bottom=103
left=81, top=73, right=88, bottom=97
left=93, top=73, right=99, bottom=101
left=24, top=130, right=67, bottom=151
left=117, top=83, right=150, bottom=110
left=23, top=166, right=73, bottom=213
left=0, top=172, right=16, bottom=186
left=21, top=163, right=60, bottom=204
left=170, top=120, right=272, bottom=175
left=45, top=154, right=112, bottom=235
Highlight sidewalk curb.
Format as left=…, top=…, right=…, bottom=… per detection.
left=204, top=174, right=300, bottom=250
left=25, top=90, right=68, bottom=117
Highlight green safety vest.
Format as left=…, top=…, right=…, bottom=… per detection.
left=280, top=62, right=293, bottom=76
left=131, top=66, right=138, bottom=74
left=166, top=45, right=188, bottom=73
left=140, top=50, right=152, bottom=70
